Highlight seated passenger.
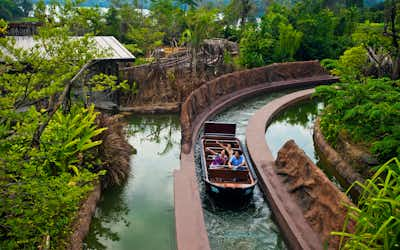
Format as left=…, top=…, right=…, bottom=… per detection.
left=228, top=150, right=247, bottom=170
left=206, top=148, right=228, bottom=168
left=217, top=141, right=234, bottom=158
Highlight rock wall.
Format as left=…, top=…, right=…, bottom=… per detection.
left=67, top=183, right=101, bottom=250
left=181, top=61, right=333, bottom=147
left=275, top=140, right=355, bottom=249
left=313, top=118, right=365, bottom=198
left=120, top=48, right=234, bottom=109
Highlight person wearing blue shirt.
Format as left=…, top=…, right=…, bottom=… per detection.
left=228, top=150, right=247, bottom=170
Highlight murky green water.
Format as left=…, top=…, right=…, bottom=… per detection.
left=84, top=89, right=342, bottom=250
left=84, top=115, right=180, bottom=250
left=265, top=99, right=343, bottom=190
left=195, top=90, right=300, bottom=250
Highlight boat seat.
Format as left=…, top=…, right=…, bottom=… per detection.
left=208, top=169, right=251, bottom=184
left=205, top=146, right=239, bottom=150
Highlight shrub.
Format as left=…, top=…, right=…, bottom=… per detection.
left=315, top=78, right=400, bottom=163
left=332, top=158, right=400, bottom=249
left=0, top=105, right=106, bottom=249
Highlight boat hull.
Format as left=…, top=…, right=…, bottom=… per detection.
left=205, top=180, right=255, bottom=197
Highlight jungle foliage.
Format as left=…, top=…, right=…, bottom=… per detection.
left=316, top=78, right=400, bottom=163
left=0, top=24, right=122, bottom=249
left=333, top=157, right=400, bottom=249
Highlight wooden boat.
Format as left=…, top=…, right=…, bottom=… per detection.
left=200, top=122, right=257, bottom=196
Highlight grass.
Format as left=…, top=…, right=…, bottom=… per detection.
left=332, top=157, right=400, bottom=249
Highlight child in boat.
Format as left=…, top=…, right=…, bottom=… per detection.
left=228, top=150, right=247, bottom=170
left=216, top=141, right=234, bottom=158
left=206, top=148, right=228, bottom=168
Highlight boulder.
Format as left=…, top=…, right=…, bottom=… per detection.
left=275, top=140, right=355, bottom=249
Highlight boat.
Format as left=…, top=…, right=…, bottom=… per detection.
left=200, top=122, right=257, bottom=197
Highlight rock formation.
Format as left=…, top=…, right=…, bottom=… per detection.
left=313, top=118, right=365, bottom=198
left=275, top=140, right=355, bottom=249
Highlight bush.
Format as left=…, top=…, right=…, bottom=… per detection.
left=0, top=105, right=106, bottom=249
left=315, top=78, right=400, bottom=163
left=333, top=158, right=400, bottom=249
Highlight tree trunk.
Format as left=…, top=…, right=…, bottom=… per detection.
left=31, top=81, right=72, bottom=148
left=391, top=55, right=400, bottom=79
left=191, top=47, right=197, bottom=77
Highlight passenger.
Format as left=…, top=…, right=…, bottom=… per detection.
left=217, top=141, right=234, bottom=158
left=228, top=150, right=247, bottom=170
left=206, top=148, right=228, bottom=168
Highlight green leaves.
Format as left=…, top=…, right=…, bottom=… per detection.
left=333, top=158, right=400, bottom=249
left=40, top=105, right=106, bottom=175
left=315, top=78, right=400, bottom=163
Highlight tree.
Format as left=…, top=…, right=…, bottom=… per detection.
left=0, top=25, right=117, bottom=248
left=383, top=0, right=400, bottom=79
left=275, top=23, right=303, bottom=61
left=332, top=45, right=369, bottom=81
left=0, top=0, right=23, bottom=20
left=239, top=6, right=303, bottom=67
left=0, top=26, right=105, bottom=147
left=224, top=0, right=256, bottom=29
left=15, top=0, right=33, bottom=17
left=182, top=7, right=220, bottom=75
left=150, top=0, right=185, bottom=46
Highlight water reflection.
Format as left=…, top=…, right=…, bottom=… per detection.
left=273, top=98, right=321, bottom=127
left=266, top=99, right=344, bottom=191
left=84, top=114, right=180, bottom=250
left=266, top=98, right=323, bottom=162
left=125, top=115, right=180, bottom=156
left=84, top=185, right=130, bottom=250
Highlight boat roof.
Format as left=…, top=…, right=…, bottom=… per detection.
left=204, top=122, right=236, bottom=137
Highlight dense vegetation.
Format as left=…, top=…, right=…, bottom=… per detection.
left=0, top=20, right=126, bottom=249
left=316, top=79, right=400, bottom=163
left=333, top=157, right=400, bottom=249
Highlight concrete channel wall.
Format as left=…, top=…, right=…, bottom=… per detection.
left=246, top=89, right=321, bottom=250
left=174, top=61, right=339, bottom=250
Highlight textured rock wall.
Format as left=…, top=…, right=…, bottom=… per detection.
left=313, top=118, right=365, bottom=198
left=181, top=61, right=330, bottom=146
left=275, top=140, right=355, bottom=249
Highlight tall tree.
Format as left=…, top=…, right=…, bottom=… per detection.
left=384, top=0, right=400, bottom=79
left=0, top=0, right=23, bottom=20
left=15, top=0, right=33, bottom=17
left=182, top=7, right=220, bottom=75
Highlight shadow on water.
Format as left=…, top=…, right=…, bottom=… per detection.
left=84, top=114, right=180, bottom=250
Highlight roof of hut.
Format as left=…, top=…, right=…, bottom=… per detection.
left=1, top=36, right=135, bottom=61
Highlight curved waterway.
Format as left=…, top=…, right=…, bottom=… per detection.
left=195, top=90, right=299, bottom=250
left=84, top=89, right=342, bottom=250
left=265, top=99, right=343, bottom=190
left=84, top=114, right=180, bottom=250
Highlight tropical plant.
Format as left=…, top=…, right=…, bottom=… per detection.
left=315, top=78, right=400, bottom=163
left=332, top=157, right=400, bottom=249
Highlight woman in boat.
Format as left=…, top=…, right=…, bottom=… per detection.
left=228, top=150, right=247, bottom=170
left=206, top=148, right=228, bottom=168
left=216, top=141, right=234, bottom=158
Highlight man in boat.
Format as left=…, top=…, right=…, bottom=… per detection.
left=206, top=148, right=228, bottom=168
left=228, top=150, right=247, bottom=170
